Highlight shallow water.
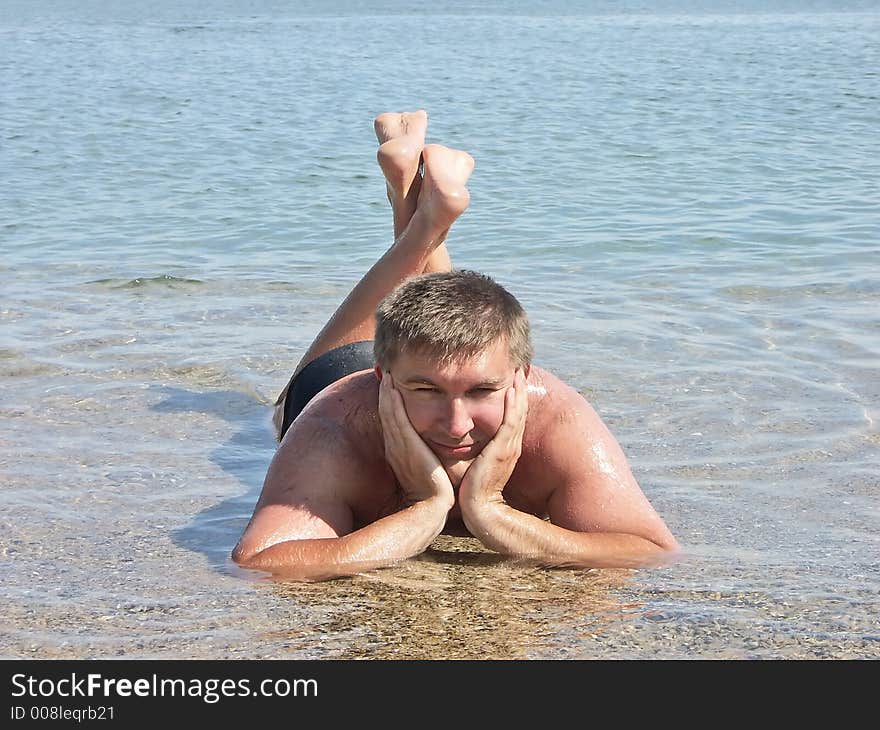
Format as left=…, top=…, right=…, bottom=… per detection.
left=2, top=0, right=878, bottom=658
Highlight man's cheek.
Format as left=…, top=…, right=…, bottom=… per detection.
left=402, top=403, right=430, bottom=434
left=476, top=405, right=505, bottom=437
left=445, top=460, right=471, bottom=489
left=396, top=393, right=417, bottom=420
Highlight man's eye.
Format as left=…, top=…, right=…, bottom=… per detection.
left=470, top=388, right=497, bottom=396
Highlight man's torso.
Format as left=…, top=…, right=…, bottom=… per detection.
left=273, top=366, right=589, bottom=534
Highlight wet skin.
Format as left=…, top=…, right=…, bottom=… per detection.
left=235, top=347, right=679, bottom=562
left=234, top=111, right=677, bottom=578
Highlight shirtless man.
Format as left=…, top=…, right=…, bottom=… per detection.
left=232, top=110, right=679, bottom=581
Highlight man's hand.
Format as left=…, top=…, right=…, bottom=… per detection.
left=459, top=368, right=529, bottom=511
left=378, top=370, right=455, bottom=508
left=456, top=368, right=678, bottom=568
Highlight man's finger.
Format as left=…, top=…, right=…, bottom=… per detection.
left=517, top=369, right=529, bottom=425
left=386, top=374, right=406, bottom=426
left=490, top=384, right=519, bottom=448
left=497, top=372, right=527, bottom=447
left=385, top=374, right=421, bottom=446
left=378, top=371, right=392, bottom=418
left=378, top=371, right=402, bottom=440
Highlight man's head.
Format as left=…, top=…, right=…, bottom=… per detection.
left=374, top=269, right=532, bottom=371
left=374, top=270, right=532, bottom=462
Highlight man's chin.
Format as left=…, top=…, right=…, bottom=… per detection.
left=438, top=452, right=474, bottom=466
left=442, top=458, right=473, bottom=488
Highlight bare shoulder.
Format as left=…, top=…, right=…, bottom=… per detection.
left=523, top=365, right=601, bottom=439
left=233, top=373, right=393, bottom=562
left=516, top=365, right=609, bottom=486
left=265, top=370, right=387, bottom=503
left=521, top=366, right=677, bottom=550
left=523, top=364, right=636, bottom=478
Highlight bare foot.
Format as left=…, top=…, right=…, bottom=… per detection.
left=418, top=143, right=474, bottom=230
left=374, top=110, right=428, bottom=201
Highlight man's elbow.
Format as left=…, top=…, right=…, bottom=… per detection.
left=231, top=538, right=354, bottom=582
left=231, top=527, right=286, bottom=567
left=647, top=534, right=681, bottom=565
left=231, top=540, right=260, bottom=567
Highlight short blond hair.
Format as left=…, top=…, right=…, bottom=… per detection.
left=374, top=270, right=532, bottom=370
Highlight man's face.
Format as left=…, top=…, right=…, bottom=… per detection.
left=382, top=339, right=522, bottom=464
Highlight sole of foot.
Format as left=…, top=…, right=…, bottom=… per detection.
left=374, top=111, right=428, bottom=200
left=418, top=143, right=474, bottom=228
left=373, top=110, right=428, bottom=145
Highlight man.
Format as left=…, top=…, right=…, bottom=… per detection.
left=232, top=110, right=679, bottom=581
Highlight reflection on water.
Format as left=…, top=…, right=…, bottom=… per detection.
left=262, top=537, right=637, bottom=659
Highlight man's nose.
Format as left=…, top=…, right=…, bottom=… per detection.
left=441, top=398, right=474, bottom=439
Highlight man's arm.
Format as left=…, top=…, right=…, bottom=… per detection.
left=232, top=375, right=454, bottom=581
left=459, top=371, right=679, bottom=569
left=232, top=491, right=451, bottom=581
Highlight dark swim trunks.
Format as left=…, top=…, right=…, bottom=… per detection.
left=278, top=340, right=375, bottom=440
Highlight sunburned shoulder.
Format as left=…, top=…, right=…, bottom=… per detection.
left=281, top=369, right=382, bottom=448
left=267, top=370, right=389, bottom=501
left=524, top=365, right=598, bottom=434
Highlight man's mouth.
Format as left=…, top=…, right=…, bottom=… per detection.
left=428, top=439, right=475, bottom=456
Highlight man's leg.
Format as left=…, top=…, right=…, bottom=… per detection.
left=291, top=114, right=472, bottom=377
left=273, top=113, right=473, bottom=436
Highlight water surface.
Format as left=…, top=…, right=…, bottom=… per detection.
left=1, top=0, right=878, bottom=658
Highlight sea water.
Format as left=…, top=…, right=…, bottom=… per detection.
left=1, top=0, right=878, bottom=658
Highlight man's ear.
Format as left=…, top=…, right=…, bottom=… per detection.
left=374, top=365, right=383, bottom=381
left=523, top=363, right=531, bottom=379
